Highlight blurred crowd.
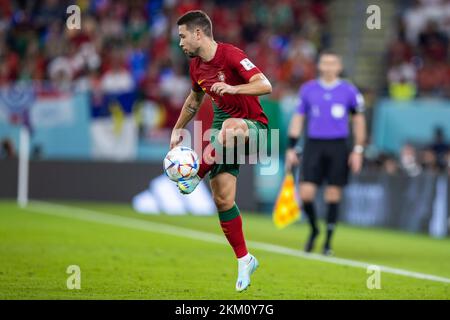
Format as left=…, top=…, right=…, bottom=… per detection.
left=380, top=0, right=450, bottom=175
left=0, top=0, right=329, bottom=125
left=1, top=0, right=449, bottom=174
left=368, top=127, right=450, bottom=176
left=387, top=0, right=450, bottom=99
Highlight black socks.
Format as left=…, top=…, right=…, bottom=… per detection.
left=303, top=201, right=340, bottom=254
left=324, top=202, right=339, bottom=253
left=303, top=202, right=319, bottom=252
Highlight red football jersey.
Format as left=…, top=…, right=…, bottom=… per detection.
left=189, top=42, right=269, bottom=125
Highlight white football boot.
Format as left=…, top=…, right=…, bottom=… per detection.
left=236, top=253, right=259, bottom=292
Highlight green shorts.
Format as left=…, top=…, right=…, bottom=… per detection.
left=209, top=116, right=269, bottom=180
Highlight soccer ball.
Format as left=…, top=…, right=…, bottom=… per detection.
left=163, top=146, right=199, bottom=182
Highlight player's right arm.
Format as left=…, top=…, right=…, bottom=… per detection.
left=170, top=89, right=205, bottom=149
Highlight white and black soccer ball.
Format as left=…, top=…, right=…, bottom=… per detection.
left=163, top=146, right=199, bottom=182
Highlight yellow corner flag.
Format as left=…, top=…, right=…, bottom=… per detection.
left=272, top=173, right=301, bottom=229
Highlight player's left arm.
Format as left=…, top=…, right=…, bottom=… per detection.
left=348, top=89, right=366, bottom=174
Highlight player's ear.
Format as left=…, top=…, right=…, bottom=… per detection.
left=195, top=28, right=201, bottom=40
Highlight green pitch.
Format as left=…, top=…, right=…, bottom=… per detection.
left=0, top=200, right=449, bottom=299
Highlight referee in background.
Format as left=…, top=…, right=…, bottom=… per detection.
left=285, top=51, right=366, bottom=256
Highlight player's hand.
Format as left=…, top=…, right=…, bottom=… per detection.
left=348, top=151, right=363, bottom=174
left=170, top=129, right=183, bottom=149
left=285, top=148, right=300, bottom=173
left=211, top=82, right=238, bottom=96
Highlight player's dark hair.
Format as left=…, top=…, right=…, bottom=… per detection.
left=177, top=10, right=213, bottom=38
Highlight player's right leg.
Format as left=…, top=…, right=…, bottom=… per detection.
left=210, top=172, right=258, bottom=292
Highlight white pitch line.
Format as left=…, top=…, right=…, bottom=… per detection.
left=24, top=201, right=450, bottom=285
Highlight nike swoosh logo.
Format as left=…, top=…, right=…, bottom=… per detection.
left=198, top=79, right=206, bottom=85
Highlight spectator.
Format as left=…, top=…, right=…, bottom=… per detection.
left=391, top=0, right=450, bottom=97
left=159, top=64, right=190, bottom=108
left=381, top=153, right=399, bottom=175
left=400, top=143, right=422, bottom=177
left=287, top=34, right=317, bottom=62
left=0, top=138, right=15, bottom=159
left=429, top=127, right=450, bottom=170
left=387, top=35, right=414, bottom=67
left=0, top=0, right=330, bottom=97
left=418, top=20, right=448, bottom=61
left=420, top=147, right=439, bottom=171
left=139, top=62, right=162, bottom=102
left=100, top=49, right=134, bottom=94
left=403, top=0, right=439, bottom=45
left=417, top=57, right=448, bottom=95
left=387, top=54, right=417, bottom=100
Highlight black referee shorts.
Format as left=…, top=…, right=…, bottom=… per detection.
left=300, top=138, right=350, bottom=187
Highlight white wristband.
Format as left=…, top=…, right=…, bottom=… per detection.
left=353, top=145, right=364, bottom=154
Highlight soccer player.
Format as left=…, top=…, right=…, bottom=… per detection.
left=285, top=51, right=366, bottom=256
left=170, top=10, right=272, bottom=291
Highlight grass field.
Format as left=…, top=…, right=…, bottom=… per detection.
left=0, top=200, right=449, bottom=299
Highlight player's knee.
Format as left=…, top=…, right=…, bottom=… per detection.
left=213, top=194, right=233, bottom=211
left=220, top=119, right=247, bottom=146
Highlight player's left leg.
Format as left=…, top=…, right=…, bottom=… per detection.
left=323, top=186, right=342, bottom=256
left=197, top=118, right=249, bottom=176
left=210, top=172, right=258, bottom=292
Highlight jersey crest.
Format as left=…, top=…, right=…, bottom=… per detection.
left=217, top=71, right=226, bottom=82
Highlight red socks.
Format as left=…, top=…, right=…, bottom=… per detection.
left=219, top=204, right=248, bottom=258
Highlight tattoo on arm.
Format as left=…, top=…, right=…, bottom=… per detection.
left=186, top=104, right=199, bottom=115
